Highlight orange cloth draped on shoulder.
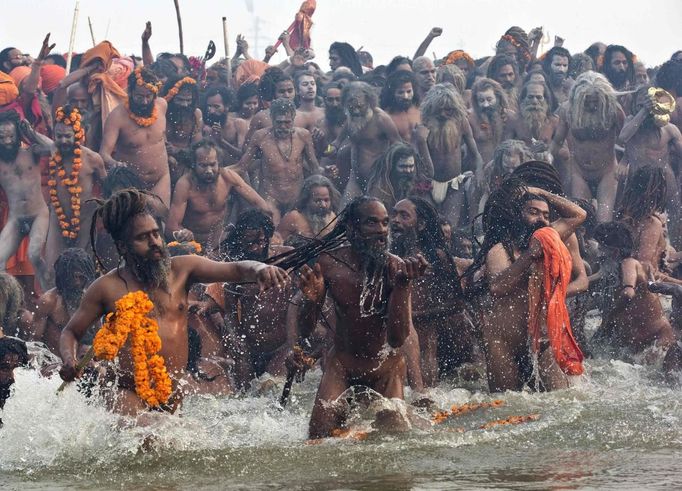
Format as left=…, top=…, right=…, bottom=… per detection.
left=80, top=41, right=128, bottom=128
left=272, top=0, right=316, bottom=51
left=234, top=59, right=268, bottom=89
left=0, top=71, right=19, bottom=106
left=527, top=227, right=584, bottom=376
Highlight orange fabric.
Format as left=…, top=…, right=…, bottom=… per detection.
left=443, top=50, right=474, bottom=68
left=108, top=57, right=134, bottom=91
left=81, top=41, right=120, bottom=71
left=234, top=60, right=268, bottom=89
left=273, top=0, right=316, bottom=51
left=0, top=187, right=32, bottom=275
left=9, top=66, right=33, bottom=89
left=0, top=71, right=19, bottom=105
left=81, top=41, right=128, bottom=127
left=40, top=64, right=66, bottom=94
left=528, top=227, right=584, bottom=375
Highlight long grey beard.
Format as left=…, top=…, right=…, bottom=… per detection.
left=521, top=107, right=548, bottom=139
left=128, top=254, right=171, bottom=291
left=346, top=108, right=374, bottom=137
left=305, top=212, right=332, bottom=235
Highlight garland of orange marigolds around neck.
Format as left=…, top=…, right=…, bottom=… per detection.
left=164, top=76, right=196, bottom=101
left=48, top=107, right=85, bottom=241
left=92, top=290, right=173, bottom=407
left=126, top=66, right=162, bottom=127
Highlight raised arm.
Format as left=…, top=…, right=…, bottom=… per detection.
left=141, top=21, right=154, bottom=66
left=414, top=27, right=442, bottom=59
left=526, top=186, right=587, bottom=241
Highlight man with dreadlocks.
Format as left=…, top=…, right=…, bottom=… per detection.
left=295, top=196, right=427, bottom=438
left=550, top=71, right=625, bottom=222
left=467, top=175, right=586, bottom=392
left=390, top=197, right=471, bottom=386
left=468, top=78, right=514, bottom=165
left=618, top=86, right=682, bottom=247
left=416, top=83, right=483, bottom=228
left=278, top=174, right=339, bottom=243
left=161, top=75, right=203, bottom=185
left=206, top=210, right=294, bottom=388
left=380, top=70, right=421, bottom=142
left=541, top=47, right=573, bottom=105
left=602, top=45, right=635, bottom=93
left=0, top=111, right=50, bottom=289
left=31, top=248, right=98, bottom=357
left=59, top=189, right=288, bottom=416
left=0, top=273, right=33, bottom=340
left=233, top=98, right=322, bottom=225
left=168, top=139, right=268, bottom=254
left=366, top=142, right=427, bottom=211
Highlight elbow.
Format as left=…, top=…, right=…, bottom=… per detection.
left=387, top=331, right=408, bottom=349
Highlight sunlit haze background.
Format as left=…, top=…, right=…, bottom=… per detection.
left=2, top=0, right=681, bottom=69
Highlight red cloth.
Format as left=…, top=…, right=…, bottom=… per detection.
left=273, top=0, right=316, bottom=51
left=528, top=227, right=584, bottom=375
left=40, top=64, right=66, bottom=94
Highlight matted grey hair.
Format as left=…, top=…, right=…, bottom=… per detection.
left=568, top=71, right=621, bottom=133
left=295, top=174, right=341, bottom=212
left=341, top=81, right=378, bottom=109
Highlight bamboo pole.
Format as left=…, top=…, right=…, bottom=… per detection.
left=174, top=0, right=184, bottom=54
left=65, top=0, right=80, bottom=74
left=223, top=17, right=231, bottom=88
left=87, top=16, right=96, bottom=47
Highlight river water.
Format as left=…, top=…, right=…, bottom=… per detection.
left=3, top=312, right=682, bottom=490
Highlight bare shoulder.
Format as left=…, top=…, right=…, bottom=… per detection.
left=156, top=97, right=168, bottom=112
left=38, top=288, right=59, bottom=308
left=295, top=127, right=312, bottom=139
left=221, top=167, right=244, bottom=185
left=234, top=117, right=249, bottom=132
left=252, top=127, right=270, bottom=142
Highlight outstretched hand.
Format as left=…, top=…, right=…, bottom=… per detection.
left=298, top=263, right=325, bottom=302
left=256, top=264, right=289, bottom=292
left=38, top=33, right=56, bottom=61
left=388, top=254, right=429, bottom=288
left=142, top=21, right=152, bottom=42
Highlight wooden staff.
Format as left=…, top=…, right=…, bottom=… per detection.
left=87, top=16, right=96, bottom=47
left=223, top=17, right=231, bottom=88
left=56, top=346, right=94, bottom=393
left=65, top=0, right=80, bottom=74
left=173, top=0, right=184, bottom=54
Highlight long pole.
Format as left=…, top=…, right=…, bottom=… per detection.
left=65, top=0, right=80, bottom=74
left=223, top=17, right=231, bottom=88
left=173, top=0, right=184, bottom=54
left=87, top=16, right=96, bottom=47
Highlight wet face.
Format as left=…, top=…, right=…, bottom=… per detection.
left=0, top=122, right=19, bottom=162
left=54, top=123, right=76, bottom=154
left=635, top=64, right=649, bottom=86
left=124, top=213, right=170, bottom=289
left=521, top=199, right=550, bottom=230
left=550, top=55, right=569, bottom=84
left=390, top=199, right=418, bottom=237
left=345, top=91, right=369, bottom=118
left=350, top=201, right=389, bottom=259
left=394, top=82, right=414, bottom=110
left=192, top=147, right=219, bottom=184
left=523, top=84, right=546, bottom=111
left=275, top=80, right=296, bottom=101
left=241, top=95, right=259, bottom=117
left=307, top=186, right=332, bottom=216
left=130, top=84, right=156, bottom=117
left=205, top=94, right=227, bottom=126
left=67, top=85, right=90, bottom=115
left=324, top=88, right=342, bottom=110
left=239, top=227, right=269, bottom=261
left=414, top=60, right=436, bottom=91
left=583, top=91, right=600, bottom=113
left=496, top=64, right=516, bottom=89
left=476, top=88, right=497, bottom=115
left=170, top=86, right=194, bottom=114
left=297, top=75, right=317, bottom=101
left=393, top=155, right=416, bottom=181
left=273, top=112, right=294, bottom=139
left=329, top=50, right=342, bottom=71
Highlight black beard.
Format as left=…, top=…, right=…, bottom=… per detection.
left=394, top=98, right=412, bottom=111
left=392, top=174, right=415, bottom=199
left=325, top=106, right=346, bottom=126
left=204, top=111, right=227, bottom=126
left=129, top=99, right=155, bottom=118
left=551, top=72, right=566, bottom=86
left=0, top=141, right=20, bottom=162
left=167, top=103, right=194, bottom=123
left=607, top=70, right=628, bottom=88
left=390, top=227, right=418, bottom=258
left=61, top=288, right=84, bottom=315
left=127, top=245, right=171, bottom=290
left=350, top=230, right=388, bottom=264
left=518, top=221, right=546, bottom=249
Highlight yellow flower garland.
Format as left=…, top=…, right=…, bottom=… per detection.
left=92, top=291, right=172, bottom=407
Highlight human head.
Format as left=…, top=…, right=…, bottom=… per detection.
left=519, top=81, right=552, bottom=132
left=0, top=273, right=24, bottom=338
left=296, top=174, right=340, bottom=215
left=148, top=58, right=179, bottom=85
left=0, top=47, right=27, bottom=74
left=223, top=209, right=274, bottom=261
left=568, top=71, right=620, bottom=133
left=367, top=142, right=420, bottom=204
left=53, top=104, right=84, bottom=155
left=617, top=166, right=667, bottom=222
left=54, top=248, right=97, bottom=313
left=443, top=50, right=475, bottom=77
left=258, top=67, right=287, bottom=105
left=343, top=196, right=389, bottom=261
left=235, top=81, right=259, bottom=117
left=436, top=64, right=466, bottom=94
left=602, top=45, right=635, bottom=88
left=386, top=56, right=412, bottom=76
left=274, top=74, right=296, bottom=101
left=190, top=139, right=220, bottom=184
left=472, top=78, right=508, bottom=118
left=127, top=67, right=160, bottom=117
left=520, top=192, right=551, bottom=232
left=450, top=228, right=473, bottom=258
left=496, top=27, right=531, bottom=72
left=412, top=56, right=437, bottom=93
left=585, top=42, right=607, bottom=70
left=594, top=221, right=634, bottom=260
left=421, top=83, right=467, bottom=125
left=542, top=47, right=571, bottom=86
left=655, top=59, right=682, bottom=97
left=321, top=82, right=344, bottom=126
left=634, top=62, right=649, bottom=87
left=568, top=53, right=595, bottom=80
left=102, top=166, right=146, bottom=198
left=512, top=159, right=565, bottom=196
left=380, top=70, right=418, bottom=112
left=295, top=71, right=317, bottom=103
left=66, top=83, right=90, bottom=116
left=329, top=42, right=363, bottom=76
left=358, top=50, right=373, bottom=69
left=493, top=139, right=533, bottom=176
left=205, top=60, right=229, bottom=89
left=0, top=336, right=29, bottom=413
left=487, top=54, right=518, bottom=90
left=40, top=64, right=66, bottom=97
left=269, top=98, right=296, bottom=139
left=0, top=110, right=20, bottom=162
left=162, top=75, right=198, bottom=120
left=203, top=86, right=232, bottom=127
left=91, top=189, right=169, bottom=289
left=342, top=81, right=378, bottom=122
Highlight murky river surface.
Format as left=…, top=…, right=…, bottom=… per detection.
left=3, top=312, right=682, bottom=490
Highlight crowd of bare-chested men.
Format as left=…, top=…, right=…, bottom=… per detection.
left=0, top=21, right=682, bottom=438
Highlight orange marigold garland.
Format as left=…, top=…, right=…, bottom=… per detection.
left=126, top=66, right=162, bottom=127
left=49, top=107, right=85, bottom=241
left=92, top=291, right=173, bottom=407
left=164, top=76, right=197, bottom=102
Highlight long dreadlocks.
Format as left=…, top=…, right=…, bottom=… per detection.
left=617, top=166, right=667, bottom=223
left=512, top=160, right=565, bottom=196
left=54, top=248, right=98, bottom=315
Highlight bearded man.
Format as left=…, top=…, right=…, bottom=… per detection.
left=99, top=67, right=171, bottom=205
left=415, top=83, right=483, bottom=227
left=507, top=81, right=563, bottom=164
left=603, top=45, right=635, bottom=92
left=233, top=98, right=322, bottom=224
left=244, top=68, right=296, bottom=145
left=0, top=111, right=50, bottom=289
left=468, top=78, right=513, bottom=163
left=487, top=54, right=520, bottom=112
left=203, top=86, right=248, bottom=165
left=59, top=189, right=287, bottom=416
left=278, top=174, right=340, bottom=242
left=542, top=47, right=573, bottom=105
left=412, top=57, right=437, bottom=101
left=550, top=71, right=624, bottom=222
left=366, top=142, right=427, bottom=210
left=380, top=70, right=421, bottom=142
left=331, top=81, right=401, bottom=204
left=31, top=248, right=98, bottom=357
left=168, top=140, right=268, bottom=254
left=311, top=82, right=346, bottom=157
left=293, top=72, right=324, bottom=131
left=162, top=75, right=203, bottom=184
